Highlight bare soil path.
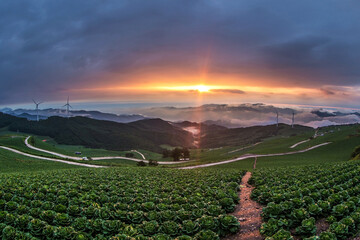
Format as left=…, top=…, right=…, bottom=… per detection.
left=290, top=139, right=310, bottom=148
left=0, top=146, right=107, bottom=168
left=225, top=172, right=263, bottom=240
left=24, top=136, right=181, bottom=165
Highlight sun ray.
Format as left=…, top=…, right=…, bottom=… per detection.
left=194, top=85, right=210, bottom=92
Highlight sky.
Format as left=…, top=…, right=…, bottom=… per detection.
left=1, top=0, right=360, bottom=109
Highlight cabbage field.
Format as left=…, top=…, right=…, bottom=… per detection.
left=0, top=168, right=245, bottom=239
left=250, top=161, right=360, bottom=239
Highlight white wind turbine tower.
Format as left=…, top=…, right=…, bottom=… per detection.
left=63, top=96, right=72, bottom=118
left=275, top=109, right=279, bottom=127
left=32, top=99, right=43, bottom=122
left=292, top=111, right=295, bottom=128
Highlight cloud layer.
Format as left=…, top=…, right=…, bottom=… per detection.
left=137, top=104, right=360, bottom=128
left=0, top=0, right=359, bottom=106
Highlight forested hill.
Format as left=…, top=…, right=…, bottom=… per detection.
left=0, top=113, right=314, bottom=152
left=0, top=113, right=194, bottom=152
left=199, top=123, right=313, bottom=148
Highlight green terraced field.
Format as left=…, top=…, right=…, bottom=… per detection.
left=174, top=125, right=360, bottom=169
left=250, top=161, right=360, bottom=239
left=0, top=150, right=82, bottom=173
left=0, top=168, right=245, bottom=239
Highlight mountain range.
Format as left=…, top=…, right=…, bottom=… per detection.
left=0, top=112, right=314, bottom=152
left=0, top=113, right=193, bottom=152
left=0, top=108, right=146, bottom=123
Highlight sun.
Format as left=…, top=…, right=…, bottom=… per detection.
left=194, top=85, right=210, bottom=92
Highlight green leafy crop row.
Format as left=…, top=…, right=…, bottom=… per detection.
left=250, top=161, right=360, bottom=239
left=0, top=168, right=245, bottom=239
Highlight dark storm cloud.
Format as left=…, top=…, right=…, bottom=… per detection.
left=320, top=88, right=335, bottom=96
left=0, top=0, right=360, bottom=104
left=211, top=89, right=245, bottom=94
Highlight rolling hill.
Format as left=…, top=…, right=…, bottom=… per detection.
left=199, top=123, right=313, bottom=148
left=0, top=113, right=314, bottom=152
left=1, top=108, right=147, bottom=123
left=0, top=113, right=194, bottom=152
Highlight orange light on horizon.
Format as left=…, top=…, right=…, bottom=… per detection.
left=156, top=84, right=218, bottom=92
left=194, top=85, right=210, bottom=92
left=69, top=82, right=338, bottom=99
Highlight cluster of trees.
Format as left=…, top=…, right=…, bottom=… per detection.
left=351, top=145, right=360, bottom=159
left=29, top=137, right=36, bottom=146
left=162, top=147, right=190, bottom=161
left=137, top=159, right=158, bottom=167
left=125, top=152, right=135, bottom=158
left=2, top=113, right=193, bottom=153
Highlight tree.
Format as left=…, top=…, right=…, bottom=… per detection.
left=148, top=159, right=158, bottom=166
left=29, top=137, right=35, bottom=146
left=137, top=161, right=146, bottom=167
left=182, top=147, right=190, bottom=160
left=162, top=149, right=171, bottom=158
left=351, top=145, right=360, bottom=158
left=171, top=148, right=182, bottom=161
left=125, top=152, right=135, bottom=158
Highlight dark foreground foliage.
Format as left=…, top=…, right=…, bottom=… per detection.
left=250, top=161, right=360, bottom=239
left=0, top=167, right=245, bottom=239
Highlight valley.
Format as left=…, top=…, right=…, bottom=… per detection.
left=0, top=112, right=359, bottom=239
left=1, top=2, right=359, bottom=239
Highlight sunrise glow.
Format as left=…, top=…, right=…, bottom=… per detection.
left=156, top=85, right=216, bottom=92
left=194, top=85, right=210, bottom=92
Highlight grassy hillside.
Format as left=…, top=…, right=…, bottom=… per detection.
left=0, top=149, right=82, bottom=173
left=0, top=167, right=244, bottom=239
left=206, top=124, right=360, bottom=170
left=169, top=124, right=360, bottom=169
left=200, top=123, right=313, bottom=148
left=0, top=113, right=194, bottom=152
left=250, top=160, right=360, bottom=239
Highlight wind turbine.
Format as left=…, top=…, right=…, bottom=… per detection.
left=292, top=111, right=295, bottom=128
left=275, top=110, right=279, bottom=127
left=63, top=96, right=72, bottom=118
left=32, top=99, right=43, bottom=122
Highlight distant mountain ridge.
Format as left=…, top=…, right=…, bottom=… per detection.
left=0, top=112, right=314, bottom=152
left=0, top=113, right=194, bottom=152
left=0, top=108, right=147, bottom=123
left=138, top=103, right=360, bottom=128
left=173, top=120, right=313, bottom=148
left=199, top=123, right=313, bottom=148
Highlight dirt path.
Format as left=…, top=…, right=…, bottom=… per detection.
left=290, top=139, right=310, bottom=148
left=0, top=146, right=107, bottom=168
left=227, top=142, right=262, bottom=154
left=24, top=136, right=181, bottom=165
left=225, top=172, right=263, bottom=240
left=253, top=157, right=257, bottom=169
left=131, top=150, right=146, bottom=159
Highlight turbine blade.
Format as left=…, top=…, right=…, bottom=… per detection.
left=32, top=99, right=37, bottom=104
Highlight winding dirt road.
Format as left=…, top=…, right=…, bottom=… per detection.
left=25, top=137, right=81, bottom=160
left=179, top=142, right=331, bottom=169
left=1, top=136, right=331, bottom=169
left=24, top=136, right=180, bottom=165
left=131, top=150, right=146, bottom=159
left=0, top=146, right=106, bottom=168
left=290, top=139, right=310, bottom=149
